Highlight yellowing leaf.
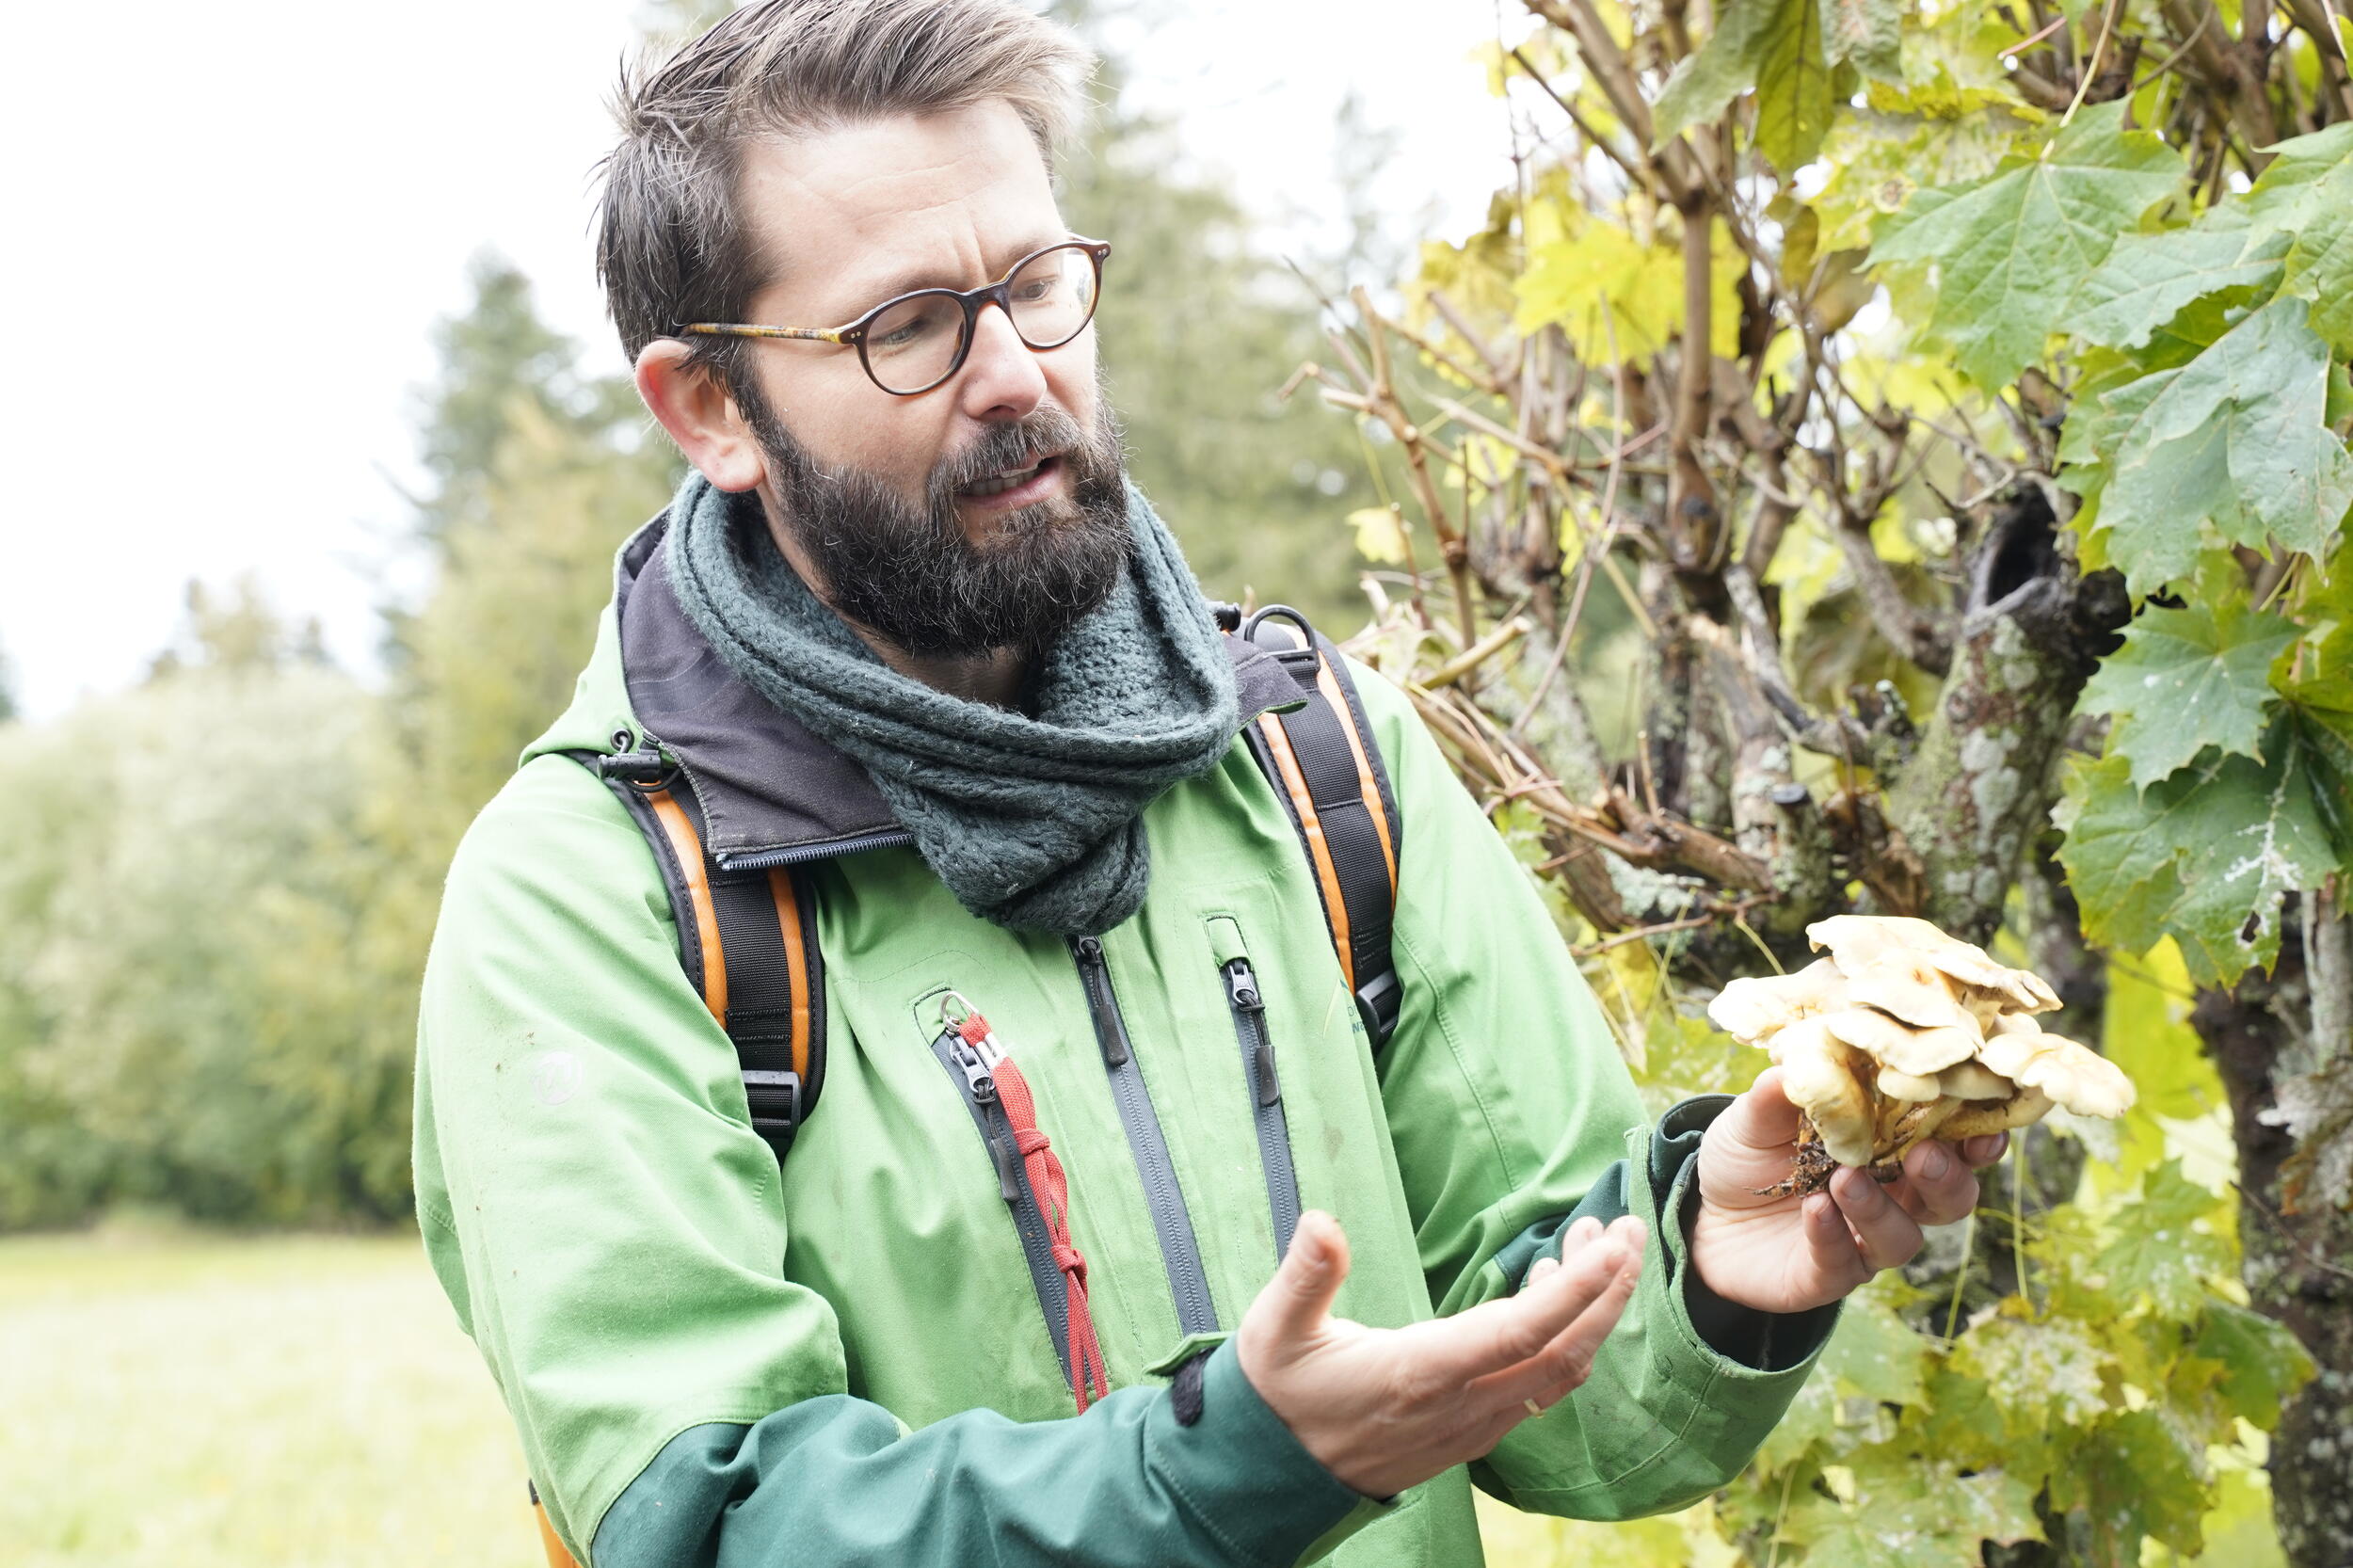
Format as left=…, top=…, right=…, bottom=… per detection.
left=1346, top=504, right=1410, bottom=565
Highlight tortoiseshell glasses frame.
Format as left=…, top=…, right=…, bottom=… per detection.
left=679, top=236, right=1112, bottom=397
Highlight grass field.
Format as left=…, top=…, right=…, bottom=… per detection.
left=0, top=1225, right=540, bottom=1568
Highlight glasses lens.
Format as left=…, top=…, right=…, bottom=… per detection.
left=1006, top=246, right=1098, bottom=350
left=864, top=291, right=967, bottom=393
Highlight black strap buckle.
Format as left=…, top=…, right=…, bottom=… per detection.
left=1353, top=969, right=1402, bottom=1047
left=743, top=1068, right=803, bottom=1149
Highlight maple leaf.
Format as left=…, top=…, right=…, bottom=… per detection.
left=2070, top=216, right=2292, bottom=352
left=2055, top=727, right=2335, bottom=986
left=1868, top=103, right=2183, bottom=389
left=2076, top=296, right=2353, bottom=598
left=2074, top=586, right=2297, bottom=789
left=1652, top=0, right=1837, bottom=169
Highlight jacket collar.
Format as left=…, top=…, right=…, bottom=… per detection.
left=613, top=511, right=1310, bottom=870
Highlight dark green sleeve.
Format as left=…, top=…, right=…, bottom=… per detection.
left=1494, top=1098, right=1838, bottom=1374
left=591, top=1340, right=1359, bottom=1568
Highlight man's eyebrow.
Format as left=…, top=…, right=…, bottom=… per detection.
left=825, top=232, right=1071, bottom=322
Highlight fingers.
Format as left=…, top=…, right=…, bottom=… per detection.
left=1251, top=1209, right=1353, bottom=1354
left=1712, top=1067, right=1805, bottom=1152
left=1524, top=1217, right=1605, bottom=1290
left=1961, top=1132, right=2009, bottom=1168
left=1426, top=1217, right=1641, bottom=1389
left=1828, top=1166, right=1925, bottom=1271
left=1471, top=1223, right=1645, bottom=1411
left=1893, top=1141, right=1981, bottom=1228
left=1799, top=1192, right=1874, bottom=1295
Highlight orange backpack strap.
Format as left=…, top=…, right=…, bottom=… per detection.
left=529, top=1480, right=581, bottom=1568
left=1235, top=607, right=1405, bottom=1047
left=573, top=746, right=825, bottom=1162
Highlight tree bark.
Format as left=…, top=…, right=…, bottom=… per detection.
left=2192, top=932, right=2353, bottom=1568
left=1884, top=491, right=2129, bottom=944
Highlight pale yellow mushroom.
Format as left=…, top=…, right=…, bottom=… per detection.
left=1772, top=1017, right=1880, bottom=1166
left=1841, top=967, right=1981, bottom=1035
left=1941, top=1085, right=2055, bottom=1141
left=1875, top=1065, right=1944, bottom=1102
left=1940, top=1061, right=2013, bottom=1101
left=2008, top=1035, right=2137, bottom=1120
left=1807, top=915, right=2060, bottom=1014
left=1706, top=958, right=1847, bottom=1046
left=1819, top=1005, right=1982, bottom=1076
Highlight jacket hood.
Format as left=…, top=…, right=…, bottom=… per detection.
left=524, top=509, right=1312, bottom=870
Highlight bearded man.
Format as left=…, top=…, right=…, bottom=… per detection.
left=411, top=3, right=2005, bottom=1564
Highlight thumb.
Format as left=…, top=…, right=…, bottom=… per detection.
left=1718, top=1066, right=1804, bottom=1151
left=1254, top=1209, right=1352, bottom=1352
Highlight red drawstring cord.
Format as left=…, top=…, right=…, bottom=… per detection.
left=957, top=1015, right=1110, bottom=1411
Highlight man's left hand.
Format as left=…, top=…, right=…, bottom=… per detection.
left=1689, top=1067, right=2009, bottom=1314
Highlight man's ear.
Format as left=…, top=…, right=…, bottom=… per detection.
left=635, top=341, right=767, bottom=492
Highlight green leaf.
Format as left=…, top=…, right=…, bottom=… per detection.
left=2048, top=1408, right=2212, bottom=1560
left=2070, top=217, right=2293, bottom=352
left=1821, top=1285, right=1930, bottom=1405
left=1820, top=0, right=1904, bottom=82
left=1785, top=1457, right=2042, bottom=1568
left=2078, top=296, right=2353, bottom=598
left=2194, top=1300, right=2318, bottom=1427
left=1652, top=0, right=1782, bottom=145
left=1949, top=1314, right=2109, bottom=1435
left=1868, top=102, right=2184, bottom=389
left=2095, top=1160, right=2233, bottom=1319
left=2075, top=588, right=2297, bottom=789
left=2055, top=726, right=2336, bottom=986
left=1651, top=0, right=1838, bottom=169
left=2281, top=161, right=2353, bottom=353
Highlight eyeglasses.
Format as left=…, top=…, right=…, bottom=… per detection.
left=680, top=236, right=1112, bottom=396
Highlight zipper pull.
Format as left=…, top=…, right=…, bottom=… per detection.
left=949, top=1038, right=998, bottom=1105
left=984, top=1124, right=1021, bottom=1203
left=1225, top=959, right=1281, bottom=1107
left=1224, top=958, right=1263, bottom=1013
left=1073, top=937, right=1130, bottom=1067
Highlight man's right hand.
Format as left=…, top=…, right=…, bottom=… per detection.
left=1233, top=1208, right=1646, bottom=1500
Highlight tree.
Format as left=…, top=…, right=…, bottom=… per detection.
left=1310, top=2, right=2352, bottom=1561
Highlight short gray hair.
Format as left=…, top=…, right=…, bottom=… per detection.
left=594, top=0, right=1096, bottom=385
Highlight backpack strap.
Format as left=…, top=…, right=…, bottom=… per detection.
left=569, top=749, right=825, bottom=1161
left=1234, top=607, right=1405, bottom=1048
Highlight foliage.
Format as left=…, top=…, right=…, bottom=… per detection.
left=1319, top=0, right=2350, bottom=1560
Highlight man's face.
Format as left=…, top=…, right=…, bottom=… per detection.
left=723, top=101, right=1129, bottom=656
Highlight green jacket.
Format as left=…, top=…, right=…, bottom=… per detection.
left=412, top=516, right=1832, bottom=1568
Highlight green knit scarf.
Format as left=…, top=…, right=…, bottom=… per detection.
left=664, top=470, right=1242, bottom=936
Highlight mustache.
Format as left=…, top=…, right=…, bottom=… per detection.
left=930, top=406, right=1091, bottom=502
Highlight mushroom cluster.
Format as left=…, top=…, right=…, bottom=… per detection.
left=1708, top=916, right=2137, bottom=1194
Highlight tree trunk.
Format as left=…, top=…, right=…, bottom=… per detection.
left=2192, top=929, right=2353, bottom=1568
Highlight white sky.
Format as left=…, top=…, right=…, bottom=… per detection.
left=0, top=0, right=1533, bottom=721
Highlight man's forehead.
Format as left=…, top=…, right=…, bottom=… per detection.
left=736, top=102, right=1065, bottom=321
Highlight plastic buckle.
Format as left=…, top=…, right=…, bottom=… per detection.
left=1353, top=969, right=1402, bottom=1047
left=743, top=1068, right=802, bottom=1148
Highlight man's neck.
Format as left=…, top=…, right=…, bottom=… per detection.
left=758, top=499, right=1029, bottom=710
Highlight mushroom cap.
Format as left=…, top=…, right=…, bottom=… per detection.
left=1839, top=967, right=1981, bottom=1035
left=2007, top=1034, right=2137, bottom=1119
left=1819, top=1005, right=1982, bottom=1075
left=1772, top=1017, right=1879, bottom=1166
left=1707, top=959, right=1846, bottom=1046
left=1940, top=1061, right=2013, bottom=1101
left=1806, top=915, right=2060, bottom=1014
left=1875, top=1065, right=1945, bottom=1103
left=1941, top=1085, right=2055, bottom=1140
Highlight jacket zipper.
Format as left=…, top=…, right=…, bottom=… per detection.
left=1223, top=956, right=1303, bottom=1259
left=1068, top=936, right=1220, bottom=1336
left=928, top=1025, right=1074, bottom=1387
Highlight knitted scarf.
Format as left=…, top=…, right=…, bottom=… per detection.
left=664, top=470, right=1242, bottom=936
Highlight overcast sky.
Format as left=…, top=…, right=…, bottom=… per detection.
left=0, top=0, right=1529, bottom=721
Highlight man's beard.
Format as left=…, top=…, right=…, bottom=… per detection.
left=738, top=376, right=1134, bottom=660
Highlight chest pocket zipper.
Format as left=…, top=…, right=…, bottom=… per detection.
left=1217, top=940, right=1304, bottom=1260
left=927, top=1000, right=1109, bottom=1411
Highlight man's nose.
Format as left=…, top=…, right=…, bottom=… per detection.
left=954, top=299, right=1049, bottom=421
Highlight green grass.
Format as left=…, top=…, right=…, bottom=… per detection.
left=0, top=1224, right=540, bottom=1568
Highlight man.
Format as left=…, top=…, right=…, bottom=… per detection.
left=411, top=2, right=2004, bottom=1563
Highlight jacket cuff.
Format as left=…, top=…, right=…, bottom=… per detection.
left=1647, top=1096, right=1840, bottom=1375
left=1146, top=1339, right=1363, bottom=1567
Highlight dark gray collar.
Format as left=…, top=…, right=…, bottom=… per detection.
left=614, top=513, right=1310, bottom=870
